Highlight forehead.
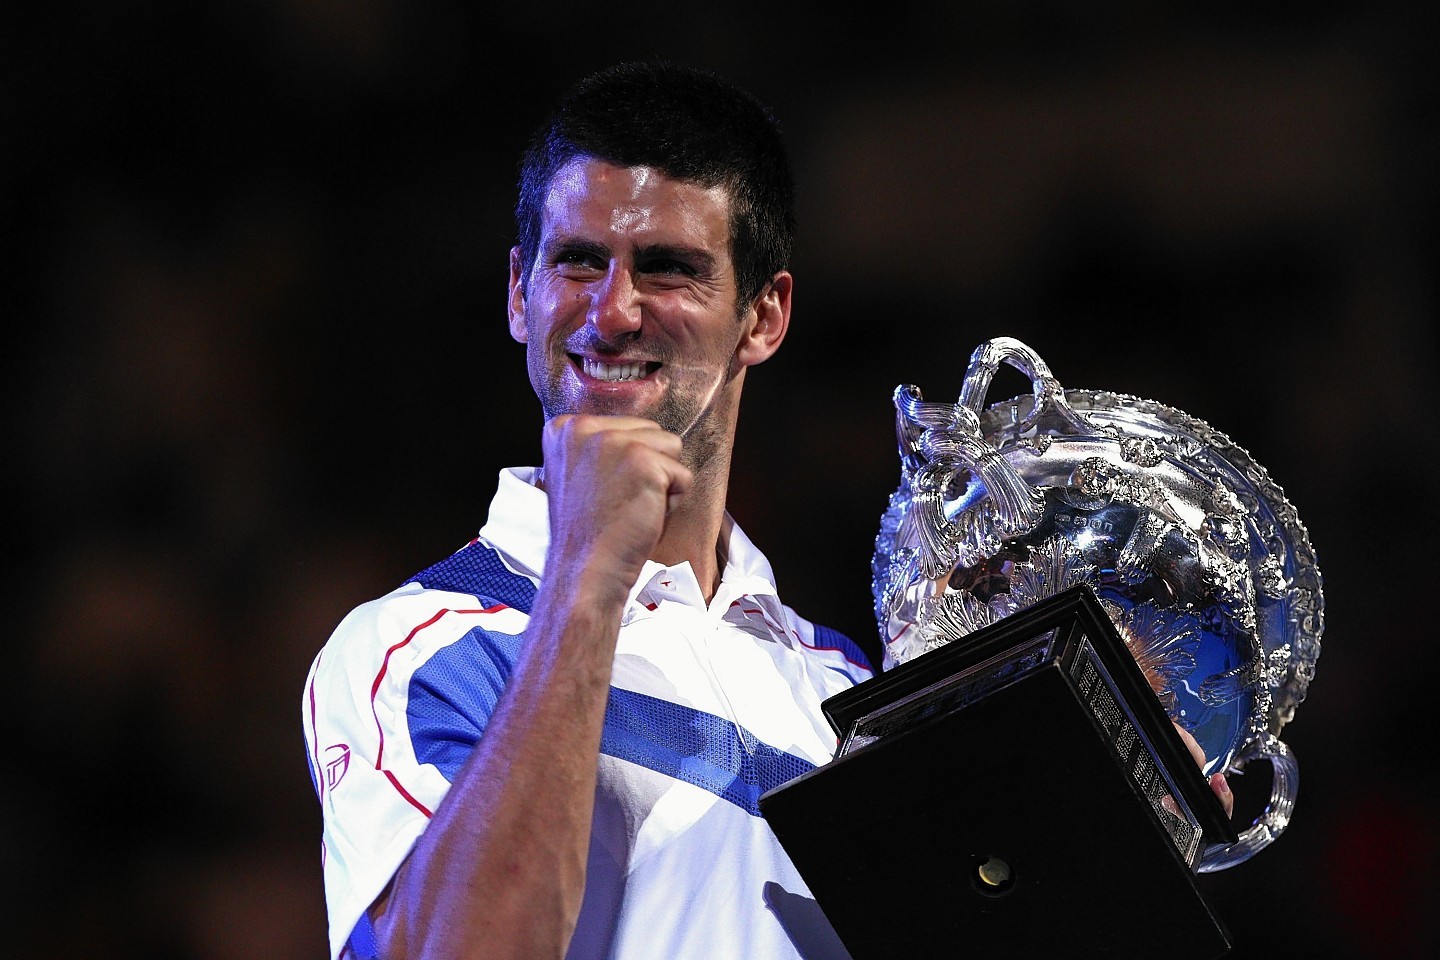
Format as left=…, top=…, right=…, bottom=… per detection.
left=539, top=158, right=733, bottom=253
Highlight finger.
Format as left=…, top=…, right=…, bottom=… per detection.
left=542, top=416, right=692, bottom=525
left=1208, top=772, right=1234, bottom=818
left=1171, top=721, right=1234, bottom=819
left=547, top=413, right=683, bottom=438
left=545, top=415, right=685, bottom=465
left=1172, top=721, right=1210, bottom=773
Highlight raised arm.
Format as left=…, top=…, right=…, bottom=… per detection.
left=368, top=414, right=692, bottom=960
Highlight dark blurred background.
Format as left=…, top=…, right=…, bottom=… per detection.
left=6, top=2, right=1438, bottom=957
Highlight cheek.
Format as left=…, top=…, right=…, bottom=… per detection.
left=531, top=287, right=587, bottom=334
left=528, top=335, right=553, bottom=369
left=524, top=340, right=553, bottom=396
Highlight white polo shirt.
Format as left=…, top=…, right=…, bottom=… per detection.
left=303, top=468, right=873, bottom=960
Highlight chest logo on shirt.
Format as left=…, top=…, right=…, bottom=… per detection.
left=324, top=743, right=351, bottom=790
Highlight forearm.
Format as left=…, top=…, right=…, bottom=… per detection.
left=370, top=575, right=627, bottom=960
left=367, top=414, right=690, bottom=959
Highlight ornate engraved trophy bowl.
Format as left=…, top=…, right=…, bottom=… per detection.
left=872, top=337, right=1324, bottom=871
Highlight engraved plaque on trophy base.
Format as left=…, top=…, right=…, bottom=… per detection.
left=759, top=586, right=1237, bottom=960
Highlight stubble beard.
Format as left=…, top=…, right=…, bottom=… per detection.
left=531, top=356, right=731, bottom=477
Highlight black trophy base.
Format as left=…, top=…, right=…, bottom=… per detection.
left=759, top=587, right=1234, bottom=960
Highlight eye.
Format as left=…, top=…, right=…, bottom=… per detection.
left=552, top=247, right=606, bottom=275
left=639, top=257, right=696, bottom=278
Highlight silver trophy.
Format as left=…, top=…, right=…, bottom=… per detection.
left=870, top=336, right=1324, bottom=871
left=759, top=336, right=1324, bottom=956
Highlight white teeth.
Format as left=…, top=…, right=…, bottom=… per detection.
left=583, top=358, right=648, bottom=382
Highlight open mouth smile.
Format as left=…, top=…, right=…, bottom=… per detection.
left=576, top=356, right=660, bottom=383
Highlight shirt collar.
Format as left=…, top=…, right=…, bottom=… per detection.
left=476, top=466, right=548, bottom=582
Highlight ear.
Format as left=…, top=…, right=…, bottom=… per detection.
left=734, top=271, right=792, bottom=368
left=508, top=246, right=529, bottom=343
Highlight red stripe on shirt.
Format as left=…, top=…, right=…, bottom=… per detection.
left=370, top=604, right=507, bottom=811
left=384, top=769, right=435, bottom=818
left=309, top=651, right=325, bottom=802
left=792, top=628, right=873, bottom=673
left=731, top=594, right=872, bottom=674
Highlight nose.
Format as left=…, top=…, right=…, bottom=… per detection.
left=586, top=264, right=641, bottom=344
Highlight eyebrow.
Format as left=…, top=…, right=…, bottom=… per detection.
left=541, top=236, right=609, bottom=261
left=541, top=236, right=720, bottom=275
left=635, top=244, right=719, bottom=275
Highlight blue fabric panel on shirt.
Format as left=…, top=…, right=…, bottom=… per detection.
left=406, top=625, right=523, bottom=774
left=600, top=687, right=816, bottom=816
left=811, top=622, right=872, bottom=673
left=406, top=542, right=537, bottom=613
left=405, top=632, right=815, bottom=818
left=346, top=908, right=381, bottom=960
left=304, top=741, right=319, bottom=798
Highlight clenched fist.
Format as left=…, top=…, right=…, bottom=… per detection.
left=540, top=414, right=694, bottom=607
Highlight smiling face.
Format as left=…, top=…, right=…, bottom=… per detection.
left=509, top=157, right=789, bottom=471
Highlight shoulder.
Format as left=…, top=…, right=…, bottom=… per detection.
left=406, top=538, right=539, bottom=613
left=779, top=605, right=875, bottom=687
left=309, top=540, right=539, bottom=701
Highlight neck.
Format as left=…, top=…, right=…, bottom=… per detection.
left=658, top=374, right=745, bottom=599
left=652, top=454, right=732, bottom=601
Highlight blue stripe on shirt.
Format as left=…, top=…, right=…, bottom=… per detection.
left=406, top=541, right=538, bottom=613
left=405, top=627, right=816, bottom=818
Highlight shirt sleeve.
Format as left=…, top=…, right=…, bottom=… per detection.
left=301, top=585, right=528, bottom=960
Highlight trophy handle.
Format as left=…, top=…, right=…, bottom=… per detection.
left=1196, top=732, right=1298, bottom=872
left=894, top=336, right=1064, bottom=470
left=957, top=336, right=1064, bottom=415
left=892, top=337, right=1090, bottom=579
left=893, top=383, right=982, bottom=476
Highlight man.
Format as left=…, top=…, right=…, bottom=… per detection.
left=304, top=61, right=1235, bottom=960
left=303, top=62, right=874, bottom=960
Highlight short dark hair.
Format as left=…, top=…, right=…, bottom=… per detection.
left=515, top=61, right=796, bottom=308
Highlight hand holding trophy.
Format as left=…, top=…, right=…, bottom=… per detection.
left=762, top=337, right=1324, bottom=959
